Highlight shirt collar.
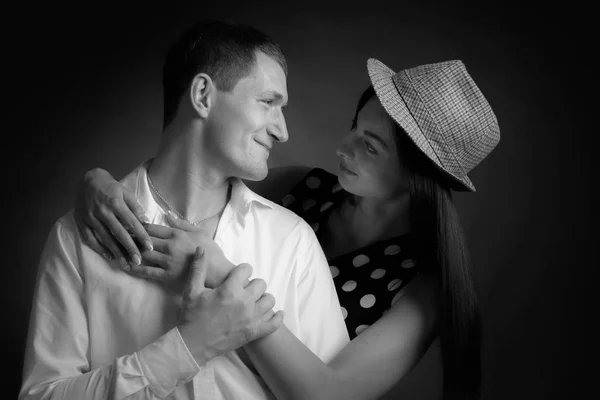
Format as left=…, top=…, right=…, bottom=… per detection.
left=130, top=160, right=273, bottom=225
left=229, top=177, right=274, bottom=218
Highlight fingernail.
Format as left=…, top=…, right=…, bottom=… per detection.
left=144, top=240, right=153, bottom=251
left=140, top=215, right=151, bottom=224
left=120, top=258, right=130, bottom=271
left=168, top=210, right=178, bottom=219
left=103, top=252, right=113, bottom=261
left=132, top=254, right=141, bottom=266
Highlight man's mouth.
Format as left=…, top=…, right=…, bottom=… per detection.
left=255, top=140, right=271, bottom=152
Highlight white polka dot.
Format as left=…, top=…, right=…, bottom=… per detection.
left=341, top=280, right=357, bottom=292
left=384, top=244, right=401, bottom=255
left=352, top=254, right=370, bottom=267
left=355, top=324, right=370, bottom=336
left=341, top=307, right=348, bottom=319
left=302, top=199, right=316, bottom=210
left=310, top=222, right=319, bottom=232
left=282, top=194, right=296, bottom=207
left=329, top=266, right=339, bottom=278
left=319, top=201, right=334, bottom=212
left=360, top=294, right=376, bottom=308
left=401, top=259, right=416, bottom=268
left=387, top=279, right=403, bottom=291
left=391, top=290, right=405, bottom=306
left=332, top=183, right=342, bottom=193
left=306, top=176, right=321, bottom=189
left=370, top=268, right=386, bottom=279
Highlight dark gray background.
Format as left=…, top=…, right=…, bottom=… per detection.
left=6, top=1, right=594, bottom=399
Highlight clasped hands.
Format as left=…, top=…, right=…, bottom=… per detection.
left=74, top=173, right=283, bottom=362
left=143, top=213, right=284, bottom=363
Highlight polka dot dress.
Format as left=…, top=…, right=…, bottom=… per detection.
left=280, top=168, right=420, bottom=339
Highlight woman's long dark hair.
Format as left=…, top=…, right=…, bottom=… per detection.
left=353, top=87, right=482, bottom=400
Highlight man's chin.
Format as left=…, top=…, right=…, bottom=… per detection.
left=238, top=165, right=269, bottom=182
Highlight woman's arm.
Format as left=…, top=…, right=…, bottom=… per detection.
left=245, top=273, right=440, bottom=400
left=74, top=168, right=152, bottom=266
left=74, top=165, right=314, bottom=265
left=117, top=210, right=439, bottom=399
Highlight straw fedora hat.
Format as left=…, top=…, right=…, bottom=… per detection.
left=367, top=58, right=500, bottom=192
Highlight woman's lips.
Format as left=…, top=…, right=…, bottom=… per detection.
left=339, top=161, right=357, bottom=175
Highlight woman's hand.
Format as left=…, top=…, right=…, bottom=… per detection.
left=128, top=213, right=235, bottom=288
left=74, top=168, right=153, bottom=267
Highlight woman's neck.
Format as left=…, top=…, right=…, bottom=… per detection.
left=342, top=191, right=412, bottom=244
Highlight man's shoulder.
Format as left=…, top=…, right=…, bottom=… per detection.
left=247, top=187, right=313, bottom=233
left=53, top=210, right=80, bottom=243
left=39, top=210, right=84, bottom=261
left=118, top=161, right=149, bottom=191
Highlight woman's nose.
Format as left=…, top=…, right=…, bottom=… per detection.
left=336, top=136, right=355, bottom=159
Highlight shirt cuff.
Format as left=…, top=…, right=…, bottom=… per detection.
left=136, top=327, right=202, bottom=398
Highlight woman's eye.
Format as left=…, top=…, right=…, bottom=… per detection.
left=365, top=140, right=377, bottom=154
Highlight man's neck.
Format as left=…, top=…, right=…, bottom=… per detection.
left=148, top=122, right=231, bottom=223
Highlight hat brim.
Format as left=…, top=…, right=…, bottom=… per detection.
left=367, top=58, right=475, bottom=192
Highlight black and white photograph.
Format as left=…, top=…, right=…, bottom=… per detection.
left=5, top=1, right=592, bottom=399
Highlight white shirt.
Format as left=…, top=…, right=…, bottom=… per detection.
left=20, top=160, right=350, bottom=400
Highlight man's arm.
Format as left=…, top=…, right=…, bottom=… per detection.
left=19, top=218, right=203, bottom=400
left=20, top=216, right=281, bottom=400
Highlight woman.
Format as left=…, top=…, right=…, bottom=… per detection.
left=74, top=58, right=500, bottom=399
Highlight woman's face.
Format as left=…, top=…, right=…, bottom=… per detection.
left=336, top=96, right=406, bottom=198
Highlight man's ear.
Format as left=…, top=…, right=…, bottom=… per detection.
left=190, top=73, right=214, bottom=119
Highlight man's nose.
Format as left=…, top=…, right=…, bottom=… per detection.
left=268, top=112, right=289, bottom=143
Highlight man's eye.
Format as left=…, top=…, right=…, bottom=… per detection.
left=261, top=99, right=273, bottom=105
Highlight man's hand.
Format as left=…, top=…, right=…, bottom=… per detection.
left=177, top=248, right=284, bottom=365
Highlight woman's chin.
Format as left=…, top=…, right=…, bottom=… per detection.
left=337, top=174, right=356, bottom=194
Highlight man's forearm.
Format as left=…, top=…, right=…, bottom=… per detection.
left=20, top=328, right=202, bottom=400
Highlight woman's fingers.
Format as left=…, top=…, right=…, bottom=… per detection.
left=140, top=250, right=171, bottom=270
left=81, top=225, right=112, bottom=260
left=144, top=237, right=169, bottom=254
left=99, top=210, right=142, bottom=266
left=145, top=224, right=174, bottom=239
left=128, top=265, right=171, bottom=281
left=121, top=190, right=153, bottom=251
left=88, top=216, right=128, bottom=267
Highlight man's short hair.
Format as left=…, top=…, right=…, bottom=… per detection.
left=162, top=19, right=288, bottom=128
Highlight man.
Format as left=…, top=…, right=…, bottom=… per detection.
left=20, top=20, right=349, bottom=399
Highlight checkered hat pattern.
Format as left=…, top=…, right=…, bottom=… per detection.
left=367, top=58, right=500, bottom=192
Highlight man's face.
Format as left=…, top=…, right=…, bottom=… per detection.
left=204, top=51, right=288, bottom=181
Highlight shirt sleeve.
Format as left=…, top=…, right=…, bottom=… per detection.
left=294, top=221, right=350, bottom=363
left=19, top=216, right=201, bottom=400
